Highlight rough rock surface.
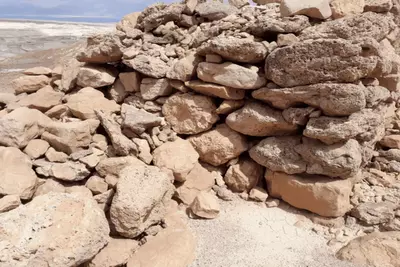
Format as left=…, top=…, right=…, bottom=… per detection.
left=76, top=65, right=117, bottom=88
left=185, top=80, right=245, bottom=100
left=330, top=0, right=365, bottom=19
left=77, top=34, right=123, bottom=63
left=224, top=157, right=264, bottom=193
left=18, top=86, right=64, bottom=112
left=190, top=191, right=220, bottom=219
left=280, top=0, right=332, bottom=19
left=121, top=104, right=162, bottom=135
left=13, top=75, right=50, bottom=94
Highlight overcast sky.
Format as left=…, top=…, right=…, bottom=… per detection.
left=0, top=0, right=176, bottom=22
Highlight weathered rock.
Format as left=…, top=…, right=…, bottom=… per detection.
left=23, top=66, right=52, bottom=76
left=86, top=176, right=109, bottom=195
left=0, top=193, right=109, bottom=267
left=197, top=62, right=266, bottom=89
left=65, top=87, right=120, bottom=120
left=380, top=135, right=400, bottom=149
left=300, top=12, right=395, bottom=41
left=77, top=34, right=123, bottom=63
left=280, top=0, right=332, bottom=19
left=65, top=185, right=93, bottom=198
left=228, top=0, right=249, bottom=8
left=136, top=4, right=184, bottom=32
left=0, top=93, right=17, bottom=106
left=162, top=93, right=219, bottom=134
left=166, top=53, right=202, bottom=82
left=110, top=165, right=174, bottom=238
left=188, top=124, right=248, bottom=166
left=282, top=107, right=315, bottom=126
left=76, top=65, right=117, bottom=88
left=60, top=58, right=82, bottom=92
left=185, top=80, right=245, bottom=100
left=35, top=160, right=91, bottom=182
left=364, top=0, right=393, bottom=12
left=108, top=78, right=128, bottom=103
left=224, top=157, right=263, bottom=192
left=190, top=191, right=220, bottom=219
left=0, top=195, right=21, bottom=213
left=125, top=55, right=169, bottom=78
left=265, top=38, right=389, bottom=87
left=116, top=12, right=140, bottom=32
left=197, top=36, right=268, bottom=63
left=277, top=33, right=299, bottom=47
left=216, top=99, right=245, bottom=114
left=132, top=138, right=152, bottom=164
left=249, top=13, right=310, bottom=36
left=96, top=156, right=144, bottom=178
left=86, top=237, right=138, bottom=267
left=226, top=101, right=298, bottom=136
left=18, top=85, right=64, bottom=112
left=121, top=104, right=162, bottom=135
left=176, top=163, right=216, bottom=205
left=351, top=202, right=396, bottom=225
left=23, top=139, right=50, bottom=159
left=249, top=136, right=307, bottom=174
left=140, top=78, right=174, bottom=100
left=266, top=171, right=352, bottom=217
left=119, top=72, right=141, bottom=92
left=336, top=232, right=400, bottom=267
left=153, top=138, right=199, bottom=182
left=252, top=83, right=367, bottom=116
left=249, top=187, right=269, bottom=202
left=330, top=0, right=365, bottom=19
left=195, top=1, right=238, bottom=20
left=45, top=104, right=70, bottom=119
left=295, top=138, right=362, bottom=178
left=12, top=75, right=50, bottom=94
left=33, top=179, right=65, bottom=197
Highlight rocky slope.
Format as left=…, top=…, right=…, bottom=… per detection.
left=0, top=0, right=400, bottom=266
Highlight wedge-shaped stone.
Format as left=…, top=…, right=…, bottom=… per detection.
left=76, top=65, right=118, bottom=88
left=12, top=75, right=50, bottom=94
left=166, top=53, right=202, bottom=82
left=18, top=85, right=64, bottom=112
left=280, top=0, right=332, bottom=19
left=121, top=104, right=163, bottom=135
left=185, top=80, right=245, bottom=100
left=77, top=33, right=123, bottom=63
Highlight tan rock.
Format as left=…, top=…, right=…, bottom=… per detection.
left=110, top=165, right=174, bottom=238
left=45, top=104, right=70, bottom=119
left=45, top=147, right=69, bottom=162
left=79, top=152, right=103, bottom=168
left=132, top=138, right=152, bottom=164
left=162, top=93, right=219, bottom=134
left=226, top=101, right=298, bottom=136
left=380, top=135, right=400, bottom=149
left=205, top=54, right=223, bottom=63
left=0, top=195, right=21, bottom=213
left=125, top=55, right=168, bottom=79
left=18, top=85, right=64, bottom=112
left=166, top=53, right=202, bottom=82
left=330, top=0, right=365, bottom=19
left=116, top=12, right=140, bottom=32
left=60, top=58, right=82, bottom=92
left=140, top=78, right=174, bottom=100
left=93, top=189, right=114, bottom=205
left=0, top=92, right=17, bottom=106
left=216, top=100, right=245, bottom=114
left=351, top=202, right=396, bottom=225
left=336, top=232, right=400, bottom=267
left=33, top=179, right=66, bottom=197
left=195, top=1, right=238, bottom=20
left=108, top=78, right=128, bottom=103
left=190, top=191, right=220, bottom=219
left=197, top=62, right=266, bottom=89
left=224, top=157, right=263, bottom=193
left=77, top=33, right=123, bottom=63
left=76, top=65, right=117, bottom=88
left=34, top=160, right=90, bottom=182
left=249, top=187, right=269, bottom=202
left=277, top=33, right=299, bottom=47
left=96, top=156, right=144, bottom=178
left=0, top=193, right=109, bottom=267
left=228, top=0, right=249, bottom=8
left=23, top=139, right=50, bottom=159
left=86, top=237, right=138, bottom=267
left=188, top=124, right=248, bottom=166
left=153, top=138, right=199, bottom=182
left=119, top=71, right=141, bottom=92
left=280, top=0, right=332, bottom=19
left=197, top=36, right=267, bottom=63
left=64, top=185, right=93, bottom=198
left=23, top=66, right=52, bottom=76
left=185, top=80, right=245, bottom=100
left=12, top=75, right=50, bottom=94
left=65, top=87, right=120, bottom=120
left=86, top=176, right=109, bottom=195
left=364, top=0, right=393, bottom=12
left=0, top=147, right=38, bottom=200
left=266, top=171, right=352, bottom=217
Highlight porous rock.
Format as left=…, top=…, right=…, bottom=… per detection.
left=224, top=157, right=264, bottom=193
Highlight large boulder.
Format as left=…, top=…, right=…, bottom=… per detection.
left=252, top=83, right=367, bottom=116
left=162, top=93, right=219, bottom=134
left=336, top=232, right=400, bottom=267
left=110, top=165, right=174, bottom=238
left=65, top=87, right=120, bottom=120
left=280, top=0, right=332, bottom=19
left=188, top=124, right=248, bottom=166
left=197, top=62, right=266, bottom=89
left=0, top=193, right=109, bottom=267
left=265, top=38, right=389, bottom=87
left=166, top=53, right=202, bottom=82
left=76, top=65, right=117, bottom=88
left=76, top=34, right=123, bottom=63
left=0, top=147, right=37, bottom=200
left=197, top=36, right=268, bottom=63
left=18, top=86, right=64, bottom=112
left=12, top=75, right=50, bottom=94
left=153, top=138, right=199, bottom=182
left=226, top=101, right=298, bottom=136
left=266, top=171, right=352, bottom=217
left=185, top=80, right=245, bottom=100
left=195, top=1, right=238, bottom=20
left=224, top=157, right=264, bottom=193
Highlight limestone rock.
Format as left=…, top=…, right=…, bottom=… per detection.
left=0, top=193, right=109, bottom=267
left=0, top=195, right=21, bottom=213
left=60, top=58, right=82, bottom=92
left=96, top=156, right=144, bottom=178
left=136, top=4, right=184, bottom=32
left=116, top=12, right=140, bottom=32
left=33, top=179, right=66, bottom=197
left=351, top=202, right=396, bottom=225
left=249, top=13, right=310, bottom=36
left=125, top=55, right=168, bottom=78
left=65, top=185, right=93, bottom=198
left=86, top=237, right=138, bottom=267
left=76, top=65, right=117, bottom=88
left=188, top=124, right=248, bottom=166
left=197, top=62, right=266, bottom=89
left=13, top=75, right=50, bottom=94
left=277, top=33, right=299, bottom=47
left=34, top=160, right=91, bottom=182
left=108, top=78, right=128, bottom=103
left=252, top=83, right=367, bottom=116
left=166, top=53, right=202, bottom=82
left=140, top=78, right=174, bottom=100
left=110, top=165, right=174, bottom=238
left=162, top=93, right=219, bottom=134
left=77, top=34, right=123, bottom=63
left=265, top=38, right=389, bottom=87
left=190, top=191, right=220, bottom=219
left=266, top=171, right=352, bottom=217
left=121, top=104, right=162, bottom=135
left=295, top=138, right=362, bottom=178
left=364, top=0, right=393, bottom=12
left=18, top=85, right=64, bottom=112
left=336, top=232, right=400, bottom=267
left=224, top=157, right=263, bottom=192
left=86, top=176, right=109, bottom=195
left=153, top=138, right=199, bottom=182
left=23, top=66, right=52, bottom=76
left=176, top=163, right=216, bottom=205
left=280, top=0, right=332, bottom=19
left=195, top=1, right=238, bottom=20
left=185, top=80, right=245, bottom=100
left=226, top=101, right=298, bottom=136
left=65, top=87, right=120, bottom=120
left=282, top=107, right=315, bottom=126
left=330, top=0, right=365, bottom=19
left=249, top=187, right=269, bottom=202
left=119, top=72, right=141, bottom=92
left=228, top=0, right=249, bottom=8
left=132, top=138, right=152, bottom=164
left=0, top=93, right=17, bottom=106
left=249, top=136, right=307, bottom=174
left=380, top=135, right=400, bottom=149
left=216, top=100, right=245, bottom=115
left=23, top=139, right=50, bottom=159
left=197, top=36, right=268, bottom=64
